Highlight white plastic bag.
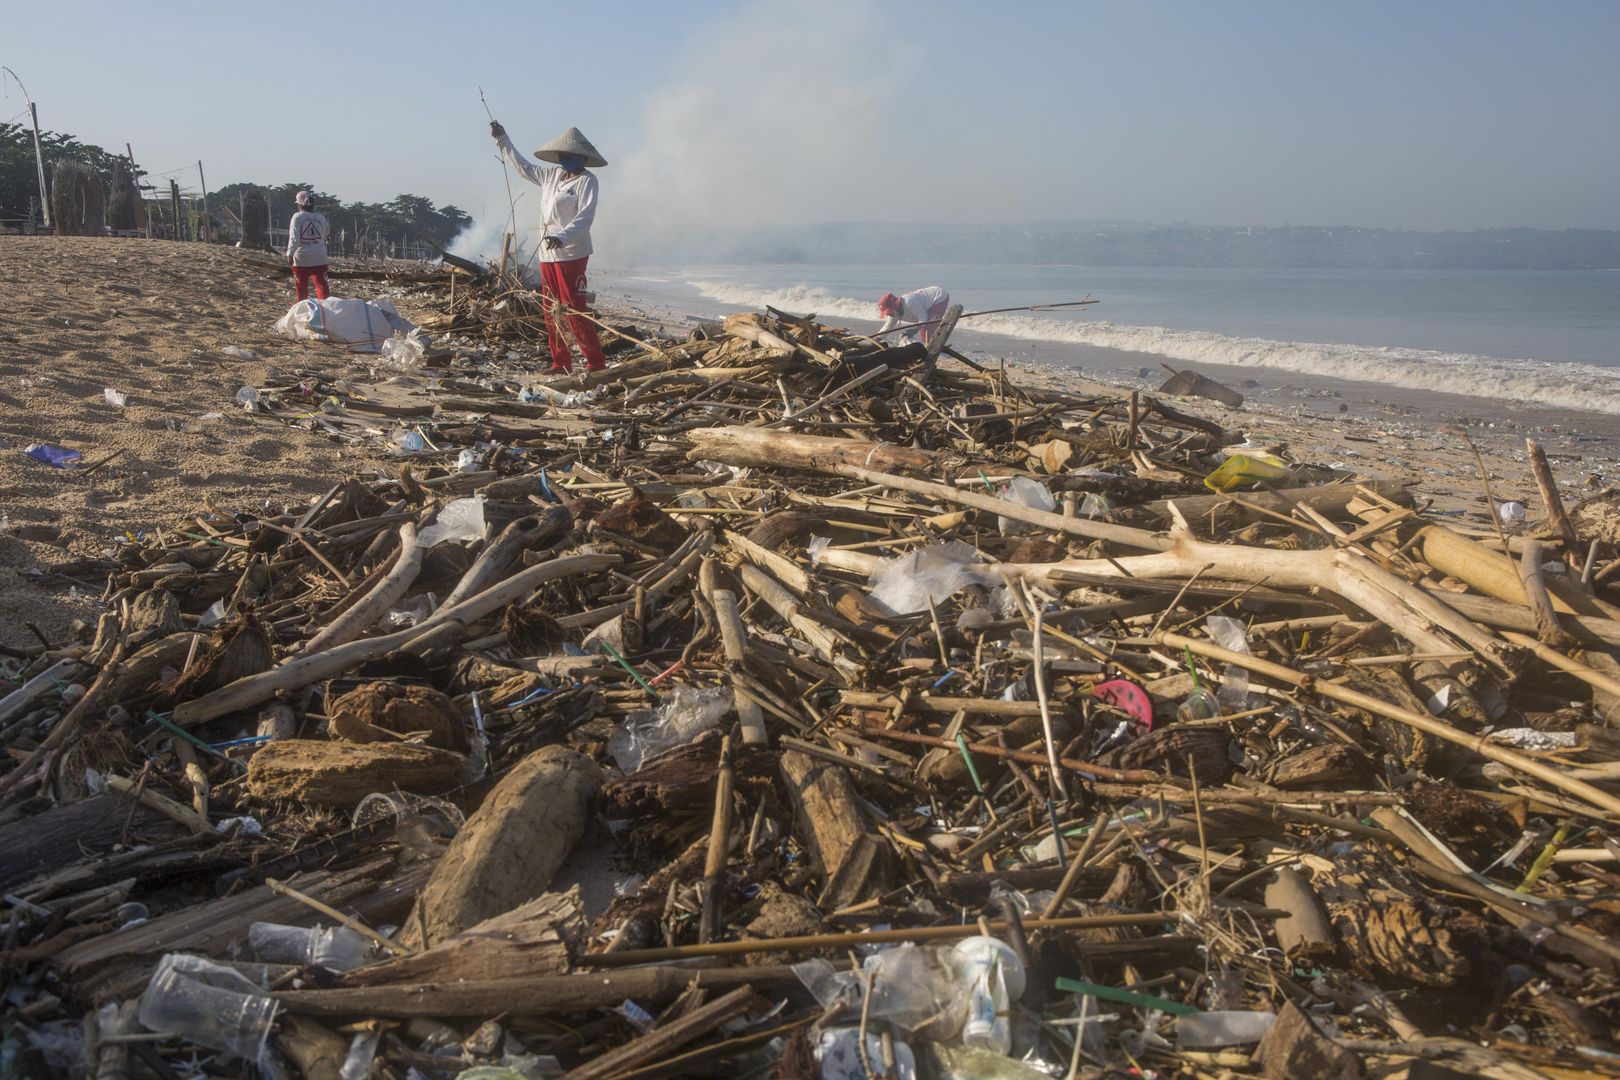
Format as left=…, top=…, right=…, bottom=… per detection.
left=417, top=497, right=486, bottom=548
left=867, top=541, right=993, bottom=616
left=996, top=476, right=1057, bottom=534
left=380, top=329, right=427, bottom=371
left=273, top=297, right=415, bottom=354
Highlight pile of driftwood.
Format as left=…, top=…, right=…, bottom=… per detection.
left=3, top=295, right=1620, bottom=1080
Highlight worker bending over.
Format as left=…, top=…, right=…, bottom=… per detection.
left=876, top=285, right=951, bottom=346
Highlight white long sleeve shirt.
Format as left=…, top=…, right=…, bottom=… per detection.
left=495, top=131, right=599, bottom=263
left=878, top=285, right=951, bottom=344
left=286, top=210, right=330, bottom=266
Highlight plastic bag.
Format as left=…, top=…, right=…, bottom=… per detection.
left=868, top=541, right=993, bottom=615
left=1204, top=615, right=1252, bottom=710
left=103, top=387, right=128, bottom=407
left=380, top=329, right=427, bottom=371
left=417, top=497, right=486, bottom=548
left=608, top=686, right=732, bottom=773
left=24, top=442, right=80, bottom=467
left=273, top=296, right=415, bottom=354
left=996, top=476, right=1057, bottom=534
left=1203, top=452, right=1291, bottom=493
left=817, top=1028, right=918, bottom=1080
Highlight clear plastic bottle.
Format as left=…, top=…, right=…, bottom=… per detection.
left=1175, top=1009, right=1277, bottom=1047
left=950, top=936, right=1026, bottom=1055
left=248, top=922, right=373, bottom=972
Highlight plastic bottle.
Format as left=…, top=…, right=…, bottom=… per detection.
left=248, top=922, right=373, bottom=972
left=950, top=936, right=1026, bottom=1055
left=1175, top=1009, right=1277, bottom=1047
left=136, top=953, right=279, bottom=1062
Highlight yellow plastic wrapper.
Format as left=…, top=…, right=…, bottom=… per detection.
left=1203, top=452, right=1292, bottom=493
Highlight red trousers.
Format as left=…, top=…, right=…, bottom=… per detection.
left=539, top=256, right=606, bottom=372
left=293, top=264, right=330, bottom=302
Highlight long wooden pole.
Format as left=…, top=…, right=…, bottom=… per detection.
left=28, top=102, right=49, bottom=228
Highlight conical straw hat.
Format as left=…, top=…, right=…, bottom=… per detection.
left=534, top=127, right=606, bottom=168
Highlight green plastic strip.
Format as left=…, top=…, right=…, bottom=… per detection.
left=1055, top=977, right=1203, bottom=1016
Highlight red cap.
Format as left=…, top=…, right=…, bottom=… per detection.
left=877, top=292, right=901, bottom=317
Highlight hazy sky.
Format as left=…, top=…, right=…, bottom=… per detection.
left=5, top=0, right=1618, bottom=234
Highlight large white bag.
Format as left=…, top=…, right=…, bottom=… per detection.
left=273, top=297, right=415, bottom=353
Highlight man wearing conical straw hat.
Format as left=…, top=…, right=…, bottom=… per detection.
left=489, top=119, right=609, bottom=373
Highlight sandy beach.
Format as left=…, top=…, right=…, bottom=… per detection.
left=1, top=236, right=1613, bottom=651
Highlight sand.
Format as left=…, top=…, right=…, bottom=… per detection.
left=1, top=236, right=1612, bottom=652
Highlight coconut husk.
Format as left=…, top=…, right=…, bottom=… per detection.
left=327, top=682, right=468, bottom=753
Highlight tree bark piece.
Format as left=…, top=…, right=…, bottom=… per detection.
left=1265, top=868, right=1335, bottom=959
left=246, top=740, right=467, bottom=808
left=275, top=1015, right=348, bottom=1080
left=687, top=426, right=938, bottom=476
left=401, top=745, right=601, bottom=949
left=779, top=750, right=891, bottom=909
left=1256, top=1001, right=1365, bottom=1080
left=346, top=888, right=582, bottom=986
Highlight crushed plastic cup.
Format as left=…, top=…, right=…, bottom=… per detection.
left=951, top=936, right=1026, bottom=1054
left=867, top=540, right=992, bottom=615
left=996, top=476, right=1057, bottom=534
left=221, top=346, right=259, bottom=362
left=417, top=497, right=486, bottom=548
left=1177, top=686, right=1219, bottom=722
left=136, top=953, right=279, bottom=1062
left=608, top=685, right=732, bottom=773
left=248, top=922, right=374, bottom=972
left=1175, top=1009, right=1276, bottom=1047
left=456, top=448, right=482, bottom=472
left=235, top=386, right=260, bottom=411
left=1498, top=501, right=1527, bottom=526
left=103, top=387, right=129, bottom=407
left=1078, top=492, right=1114, bottom=518
left=1203, top=452, right=1291, bottom=493
left=24, top=442, right=81, bottom=468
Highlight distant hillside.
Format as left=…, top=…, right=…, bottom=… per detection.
left=608, top=221, right=1620, bottom=271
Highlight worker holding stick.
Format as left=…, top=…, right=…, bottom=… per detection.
left=488, top=118, right=609, bottom=373
left=876, top=285, right=951, bottom=346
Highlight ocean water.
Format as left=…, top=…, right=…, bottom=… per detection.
left=599, top=263, right=1620, bottom=416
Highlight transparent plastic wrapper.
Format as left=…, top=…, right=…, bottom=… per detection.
left=1078, top=492, right=1114, bottom=519
left=1175, top=1009, right=1277, bottom=1047
left=248, top=921, right=374, bottom=972
left=456, top=448, right=483, bottom=472
left=417, top=497, right=487, bottom=548
left=1203, top=452, right=1291, bottom=493
left=103, top=387, right=128, bottom=407
left=1498, top=501, right=1527, bottom=526
left=951, top=936, right=1026, bottom=1054
left=220, top=346, right=259, bottom=362
left=340, top=1030, right=381, bottom=1080
left=867, top=541, right=993, bottom=616
left=380, top=329, right=427, bottom=371
left=995, top=476, right=1057, bottom=534
left=383, top=594, right=436, bottom=629
left=608, top=686, right=733, bottom=773
left=794, top=945, right=959, bottom=1034
left=817, top=1028, right=917, bottom=1080
left=136, top=953, right=279, bottom=1063
left=1203, top=615, right=1252, bottom=709
left=925, top=1043, right=1055, bottom=1079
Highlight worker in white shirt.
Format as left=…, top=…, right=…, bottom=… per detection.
left=286, top=190, right=331, bottom=301
left=489, top=119, right=608, bottom=373
left=876, top=286, right=951, bottom=346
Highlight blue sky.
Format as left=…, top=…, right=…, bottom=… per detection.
left=4, top=0, right=1617, bottom=232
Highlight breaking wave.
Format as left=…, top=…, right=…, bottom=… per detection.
left=688, top=280, right=1620, bottom=415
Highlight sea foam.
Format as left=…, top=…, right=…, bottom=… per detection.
left=689, top=280, right=1620, bottom=415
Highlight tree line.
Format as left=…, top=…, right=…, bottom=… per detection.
left=1, top=123, right=472, bottom=251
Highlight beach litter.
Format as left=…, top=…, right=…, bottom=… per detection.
left=1, top=263, right=1618, bottom=1079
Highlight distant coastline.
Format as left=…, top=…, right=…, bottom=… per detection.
left=601, top=221, right=1620, bottom=272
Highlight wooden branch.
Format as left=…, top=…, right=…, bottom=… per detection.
left=780, top=750, right=891, bottom=909
left=300, top=523, right=421, bottom=656
left=1526, top=437, right=1579, bottom=549
left=174, top=553, right=619, bottom=725
left=836, top=464, right=1174, bottom=553
left=561, top=986, right=764, bottom=1080
left=1519, top=540, right=1571, bottom=647
left=698, top=737, right=735, bottom=944
left=686, top=426, right=938, bottom=476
